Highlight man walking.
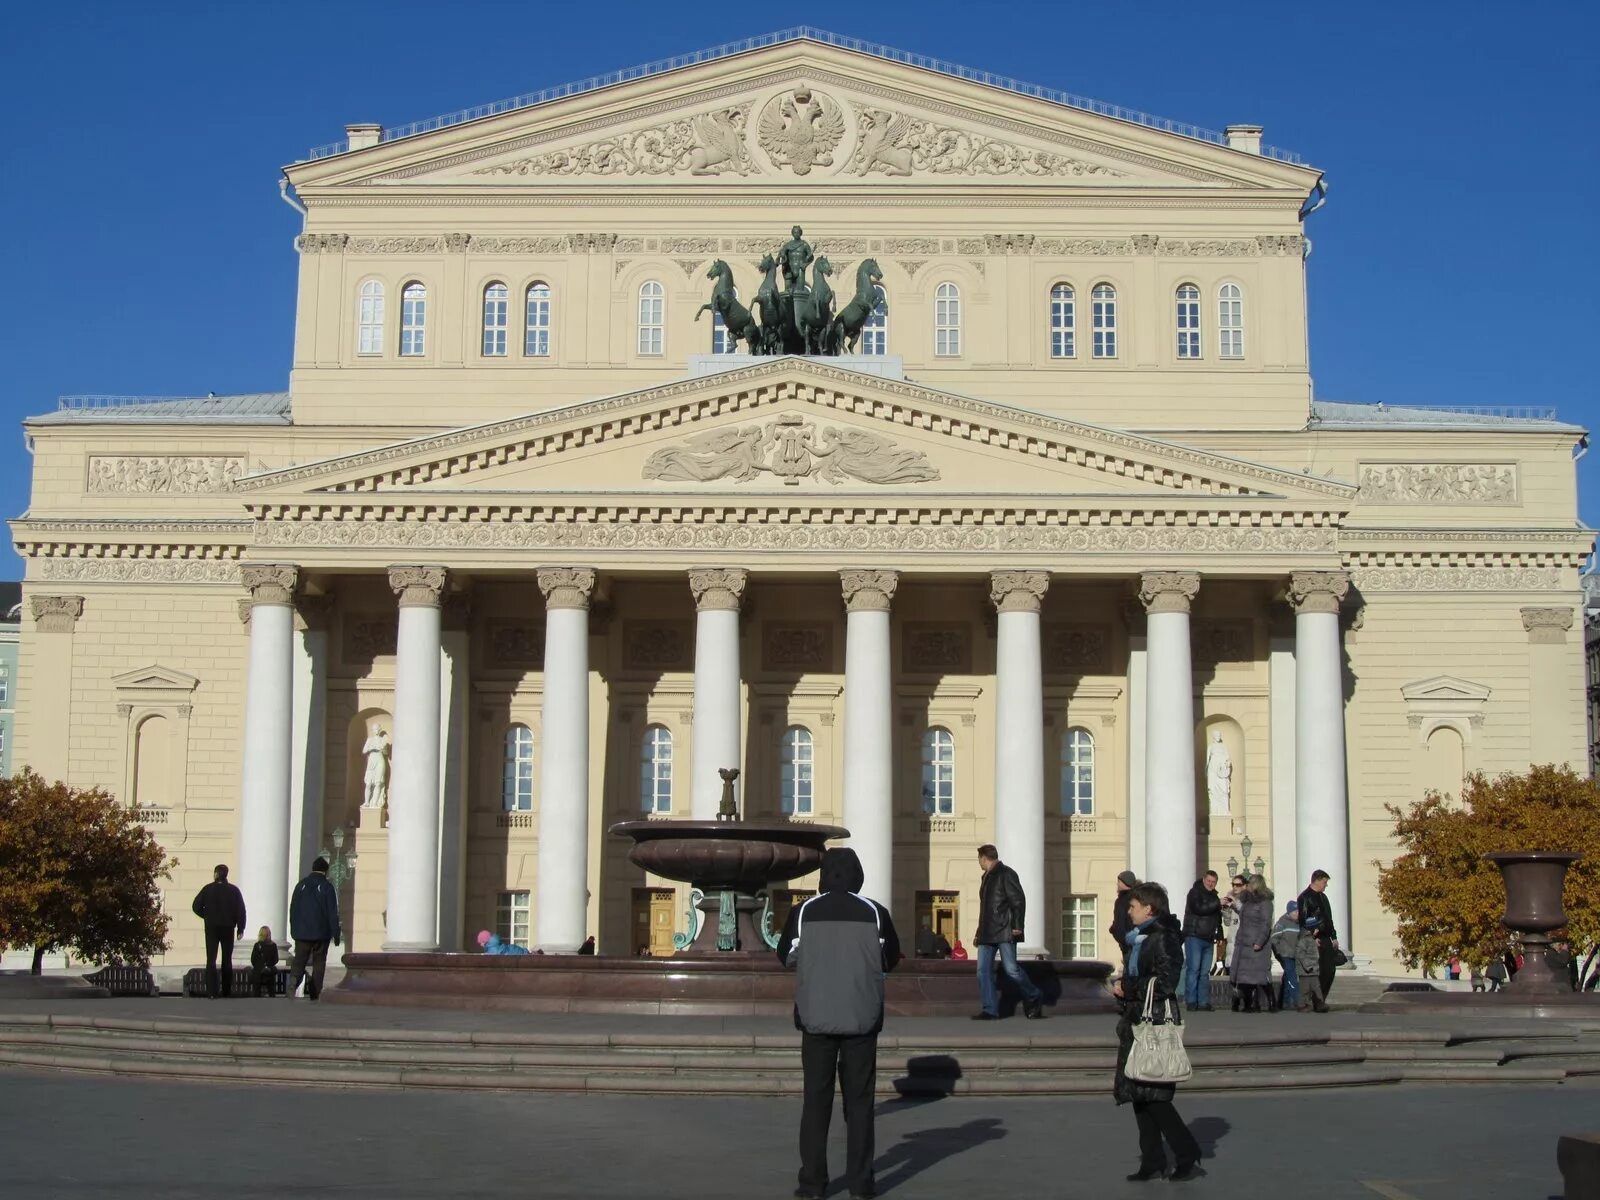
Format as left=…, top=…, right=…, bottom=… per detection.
left=777, top=847, right=901, bottom=1200
left=1108, top=870, right=1139, bottom=948
left=287, top=857, right=342, bottom=1000
left=972, top=844, right=1044, bottom=1020
left=191, top=864, right=246, bottom=999
left=1297, top=869, right=1340, bottom=1002
left=1180, top=871, right=1223, bottom=1010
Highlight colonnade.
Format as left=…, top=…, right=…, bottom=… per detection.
left=234, top=564, right=1353, bottom=955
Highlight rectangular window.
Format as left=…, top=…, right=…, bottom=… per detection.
left=934, top=286, right=960, bottom=356
left=1092, top=288, right=1117, bottom=359
left=1060, top=895, right=1098, bottom=960
left=638, top=284, right=665, bottom=357
left=496, top=891, right=531, bottom=949
left=357, top=286, right=384, bottom=356
left=0, top=671, right=7, bottom=704
left=482, top=287, right=508, bottom=357
left=1219, top=286, right=1244, bottom=359
left=1050, top=288, right=1075, bottom=358
left=400, top=286, right=427, bottom=357
left=1176, top=289, right=1201, bottom=359
left=525, top=286, right=551, bottom=357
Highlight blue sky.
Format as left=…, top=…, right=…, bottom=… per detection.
left=1, top=1, right=1596, bottom=580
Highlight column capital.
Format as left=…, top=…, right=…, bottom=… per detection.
left=537, top=566, right=596, bottom=610
left=1521, top=606, right=1574, bottom=644
left=990, top=570, right=1050, bottom=614
left=840, top=569, right=898, bottom=613
left=241, top=565, right=298, bottom=608
left=30, top=594, right=84, bottom=633
left=1138, top=571, right=1200, bottom=615
left=294, top=593, right=336, bottom=633
left=1288, top=570, right=1350, bottom=615
left=388, top=566, right=448, bottom=609
left=688, top=568, right=748, bottom=612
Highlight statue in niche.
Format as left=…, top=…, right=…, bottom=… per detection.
left=362, top=727, right=391, bottom=809
left=1205, top=731, right=1233, bottom=816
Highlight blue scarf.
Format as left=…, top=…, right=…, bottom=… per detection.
left=1124, top=917, right=1157, bottom=977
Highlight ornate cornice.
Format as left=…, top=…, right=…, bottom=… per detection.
left=30, top=560, right=241, bottom=584
left=242, top=565, right=298, bottom=607
left=1521, top=606, right=1574, bottom=644
left=537, top=566, right=596, bottom=610
left=1288, top=570, right=1350, bottom=615
left=388, top=565, right=447, bottom=608
left=1138, top=571, right=1200, bottom=614
left=990, top=569, right=1050, bottom=614
left=1350, top=567, right=1568, bottom=593
left=840, top=569, right=898, bottom=612
left=688, top=568, right=748, bottom=612
left=30, top=595, right=84, bottom=633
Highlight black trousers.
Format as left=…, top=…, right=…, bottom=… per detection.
left=203, top=926, right=236, bottom=997
left=1319, top=939, right=1338, bottom=998
left=290, top=938, right=331, bottom=998
left=799, top=1031, right=877, bottom=1195
left=1133, top=1099, right=1201, bottom=1170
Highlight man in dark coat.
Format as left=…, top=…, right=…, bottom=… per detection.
left=287, top=857, right=342, bottom=1000
left=1108, top=870, right=1140, bottom=947
left=1296, top=869, right=1340, bottom=1000
left=191, top=864, right=246, bottom=999
left=777, top=847, right=901, bottom=1200
left=1179, top=871, right=1223, bottom=1010
left=973, top=844, right=1044, bottom=1020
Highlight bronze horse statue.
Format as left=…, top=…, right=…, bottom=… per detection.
left=752, top=253, right=784, bottom=354
left=696, top=259, right=762, bottom=353
left=795, top=255, right=836, bottom=355
left=831, top=258, right=885, bottom=354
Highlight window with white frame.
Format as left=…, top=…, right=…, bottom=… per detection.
left=934, top=282, right=960, bottom=356
left=1060, top=895, right=1098, bottom=959
left=640, top=724, right=673, bottom=813
left=1218, top=284, right=1244, bottom=359
left=711, top=286, right=739, bottom=353
left=637, top=281, right=665, bottom=356
left=525, top=283, right=552, bottom=357
left=862, top=285, right=888, bottom=355
left=357, top=279, right=385, bottom=356
left=1060, top=726, right=1095, bottom=816
left=482, top=283, right=509, bottom=357
left=1091, top=284, right=1117, bottom=358
left=780, top=726, right=814, bottom=816
left=1050, top=283, right=1075, bottom=358
left=921, top=726, right=955, bottom=815
left=502, top=724, right=534, bottom=811
left=400, top=282, right=427, bottom=356
left=496, top=891, right=531, bottom=949
left=1176, top=284, right=1201, bottom=359
left=0, top=666, right=8, bottom=704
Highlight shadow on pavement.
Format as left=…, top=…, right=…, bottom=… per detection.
left=1188, top=1115, right=1232, bottom=1158
left=870, top=1116, right=1008, bottom=1194
left=889, top=1054, right=963, bottom=1099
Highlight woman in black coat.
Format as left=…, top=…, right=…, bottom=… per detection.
left=1112, top=882, right=1203, bottom=1182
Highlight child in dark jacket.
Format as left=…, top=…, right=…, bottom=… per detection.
left=251, top=927, right=281, bottom=997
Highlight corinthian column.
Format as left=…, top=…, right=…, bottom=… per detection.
left=1290, top=571, right=1351, bottom=950
left=26, top=595, right=84, bottom=783
left=841, top=569, right=898, bottom=906
left=238, top=566, right=297, bottom=940
left=1139, top=571, right=1200, bottom=894
left=537, top=567, right=595, bottom=952
left=991, top=570, right=1049, bottom=952
left=384, top=566, right=447, bottom=951
left=689, top=569, right=748, bottom=820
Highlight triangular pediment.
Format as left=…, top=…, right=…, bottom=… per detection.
left=111, top=664, right=200, bottom=693
left=1401, top=675, right=1493, bottom=705
left=238, top=359, right=1353, bottom=509
left=287, top=38, right=1314, bottom=192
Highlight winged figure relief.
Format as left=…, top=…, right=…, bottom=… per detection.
left=758, top=89, right=846, bottom=176
left=642, top=426, right=768, bottom=483
left=814, top=427, right=940, bottom=485
left=689, top=108, right=754, bottom=176
left=851, top=109, right=916, bottom=177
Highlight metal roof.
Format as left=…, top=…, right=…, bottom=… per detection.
left=1309, top=400, right=1581, bottom=433
left=31, top=393, right=292, bottom=425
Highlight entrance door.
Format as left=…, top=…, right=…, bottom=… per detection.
left=633, top=888, right=677, bottom=957
left=914, top=891, right=961, bottom=953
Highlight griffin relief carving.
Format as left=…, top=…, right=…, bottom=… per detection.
left=849, top=108, right=1125, bottom=179
left=641, top=416, right=939, bottom=486
left=757, top=89, right=846, bottom=176
left=473, top=106, right=755, bottom=178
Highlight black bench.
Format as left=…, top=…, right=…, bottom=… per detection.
left=183, top=966, right=291, bottom=997
left=82, top=965, right=157, bottom=997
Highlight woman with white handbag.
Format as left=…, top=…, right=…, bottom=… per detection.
left=1111, top=882, right=1202, bottom=1182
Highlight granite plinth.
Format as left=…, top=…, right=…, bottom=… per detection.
left=0, top=973, right=110, bottom=1000
left=1363, top=989, right=1600, bottom=1019
left=327, top=953, right=1117, bottom=1017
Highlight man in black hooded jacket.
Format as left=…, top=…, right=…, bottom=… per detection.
left=777, top=847, right=901, bottom=1200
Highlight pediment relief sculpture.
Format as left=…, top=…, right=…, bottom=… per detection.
left=849, top=107, right=1125, bottom=179
left=757, top=88, right=847, bottom=176
left=474, top=105, right=756, bottom=178
left=642, top=415, right=939, bottom=486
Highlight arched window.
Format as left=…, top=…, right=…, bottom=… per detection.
left=1060, top=727, right=1095, bottom=816
left=357, top=280, right=385, bottom=356
left=637, top=281, right=665, bottom=356
left=934, top=282, right=961, bottom=356
left=482, top=283, right=509, bottom=357
left=862, top=285, right=888, bottom=355
left=780, top=726, right=814, bottom=816
left=640, top=724, right=673, bottom=813
left=1050, top=283, right=1075, bottom=358
left=525, top=283, right=552, bottom=357
left=1176, top=284, right=1201, bottom=359
left=1218, top=284, right=1244, bottom=359
left=921, top=726, right=955, bottom=815
left=1091, top=284, right=1117, bottom=358
left=133, top=714, right=172, bottom=810
left=502, top=724, right=534, bottom=811
left=711, top=286, right=739, bottom=354
left=400, top=282, right=427, bottom=356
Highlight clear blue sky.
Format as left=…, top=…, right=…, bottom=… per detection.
left=2, top=1, right=1596, bottom=581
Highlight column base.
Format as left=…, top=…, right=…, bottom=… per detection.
left=381, top=940, right=440, bottom=953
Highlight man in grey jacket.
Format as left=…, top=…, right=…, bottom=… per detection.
left=777, top=847, right=902, bottom=1200
left=287, top=857, right=342, bottom=1000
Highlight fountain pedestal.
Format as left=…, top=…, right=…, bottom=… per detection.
left=1487, top=851, right=1581, bottom=995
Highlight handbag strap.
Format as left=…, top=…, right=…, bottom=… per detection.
left=1139, top=976, right=1182, bottom=1026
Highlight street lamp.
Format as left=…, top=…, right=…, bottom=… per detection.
left=322, top=825, right=357, bottom=890
left=1240, top=835, right=1254, bottom=865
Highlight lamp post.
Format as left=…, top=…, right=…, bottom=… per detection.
left=322, top=825, right=357, bottom=891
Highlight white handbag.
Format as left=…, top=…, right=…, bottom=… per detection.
left=1125, top=977, right=1193, bottom=1085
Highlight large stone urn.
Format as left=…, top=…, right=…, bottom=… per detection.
left=1486, top=851, right=1582, bottom=994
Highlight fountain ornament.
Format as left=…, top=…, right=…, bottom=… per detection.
left=609, top=767, right=847, bottom=955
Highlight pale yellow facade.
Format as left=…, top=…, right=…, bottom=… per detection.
left=9, top=38, right=1591, bottom=972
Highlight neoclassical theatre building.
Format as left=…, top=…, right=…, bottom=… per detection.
left=11, top=33, right=1591, bottom=970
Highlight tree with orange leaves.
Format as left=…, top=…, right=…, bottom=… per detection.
left=1376, top=765, right=1600, bottom=977
left=0, top=770, right=173, bottom=974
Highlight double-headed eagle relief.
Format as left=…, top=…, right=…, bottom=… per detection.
left=756, top=89, right=846, bottom=176
left=642, top=414, right=940, bottom=487
left=694, top=226, right=884, bottom=357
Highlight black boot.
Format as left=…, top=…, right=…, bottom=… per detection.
left=1126, top=1165, right=1166, bottom=1182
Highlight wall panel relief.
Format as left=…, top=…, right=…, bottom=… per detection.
left=342, top=613, right=399, bottom=664
left=1192, top=619, right=1254, bottom=668
left=1042, top=623, right=1112, bottom=674
left=902, top=623, right=972, bottom=674
left=762, top=623, right=834, bottom=672
left=1356, top=464, right=1518, bottom=505
left=483, top=620, right=546, bottom=669
left=87, top=456, right=243, bottom=494
left=623, top=621, right=693, bottom=671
